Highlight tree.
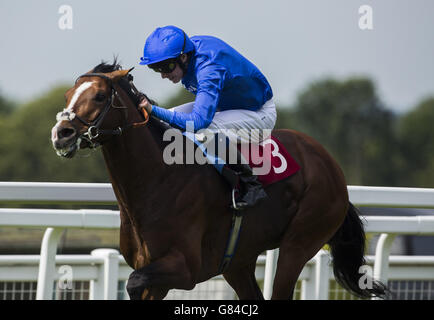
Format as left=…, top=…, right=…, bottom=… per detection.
left=288, top=77, right=399, bottom=186
left=274, top=105, right=297, bottom=130
left=397, top=97, right=434, bottom=187
left=0, top=91, right=15, bottom=115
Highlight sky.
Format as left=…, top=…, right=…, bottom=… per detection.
left=1, top=0, right=433, bottom=113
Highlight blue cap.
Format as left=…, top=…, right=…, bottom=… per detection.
left=139, top=26, right=195, bottom=66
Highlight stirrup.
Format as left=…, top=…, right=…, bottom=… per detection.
left=231, top=188, right=247, bottom=212
left=231, top=188, right=240, bottom=211
left=231, top=188, right=251, bottom=214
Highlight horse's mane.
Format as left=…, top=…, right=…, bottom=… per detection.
left=92, top=58, right=122, bottom=73
left=91, top=58, right=158, bottom=105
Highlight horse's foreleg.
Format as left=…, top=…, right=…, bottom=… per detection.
left=119, top=210, right=150, bottom=270
left=126, top=248, right=195, bottom=300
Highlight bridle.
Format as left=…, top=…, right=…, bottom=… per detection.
left=57, top=71, right=150, bottom=149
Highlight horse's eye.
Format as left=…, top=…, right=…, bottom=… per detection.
left=94, top=93, right=106, bottom=102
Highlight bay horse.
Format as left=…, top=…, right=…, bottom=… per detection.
left=50, top=60, right=387, bottom=300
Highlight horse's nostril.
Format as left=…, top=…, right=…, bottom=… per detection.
left=58, top=127, right=76, bottom=139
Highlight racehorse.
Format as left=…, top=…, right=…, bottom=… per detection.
left=50, top=60, right=387, bottom=300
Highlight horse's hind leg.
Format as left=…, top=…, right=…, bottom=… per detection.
left=271, top=198, right=346, bottom=300
left=223, top=261, right=264, bottom=300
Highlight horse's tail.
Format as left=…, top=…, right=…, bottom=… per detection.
left=327, top=202, right=389, bottom=299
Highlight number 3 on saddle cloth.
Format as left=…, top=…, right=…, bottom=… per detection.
left=183, top=131, right=301, bottom=187
left=241, top=136, right=300, bottom=186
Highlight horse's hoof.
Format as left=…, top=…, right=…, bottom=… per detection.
left=126, top=283, right=144, bottom=300
left=126, top=271, right=149, bottom=300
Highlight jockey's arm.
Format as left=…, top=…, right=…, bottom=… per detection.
left=150, top=64, right=227, bottom=132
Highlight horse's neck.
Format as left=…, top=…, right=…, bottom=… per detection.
left=101, top=121, right=165, bottom=206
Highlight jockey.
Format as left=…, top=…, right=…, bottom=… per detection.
left=138, top=25, right=276, bottom=211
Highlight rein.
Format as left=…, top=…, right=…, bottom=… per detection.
left=60, top=72, right=150, bottom=149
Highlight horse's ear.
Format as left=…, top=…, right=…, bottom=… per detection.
left=107, top=67, right=135, bottom=82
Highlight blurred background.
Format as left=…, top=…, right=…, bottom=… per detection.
left=0, top=1, right=433, bottom=256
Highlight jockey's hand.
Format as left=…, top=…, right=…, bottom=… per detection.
left=138, top=96, right=153, bottom=114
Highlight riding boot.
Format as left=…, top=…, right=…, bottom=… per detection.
left=221, top=161, right=268, bottom=211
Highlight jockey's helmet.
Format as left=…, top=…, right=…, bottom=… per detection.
left=139, top=26, right=195, bottom=66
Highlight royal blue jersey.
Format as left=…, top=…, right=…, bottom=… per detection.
left=150, top=35, right=273, bottom=131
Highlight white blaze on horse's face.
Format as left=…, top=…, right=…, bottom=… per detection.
left=51, top=81, right=95, bottom=143
left=66, top=81, right=95, bottom=111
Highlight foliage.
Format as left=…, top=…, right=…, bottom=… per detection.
left=396, top=97, right=434, bottom=187
left=285, top=77, right=400, bottom=186
left=0, top=92, right=15, bottom=115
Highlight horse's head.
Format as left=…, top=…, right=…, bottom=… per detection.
left=51, top=63, right=141, bottom=158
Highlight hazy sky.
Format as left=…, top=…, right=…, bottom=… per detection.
left=1, top=0, right=433, bottom=113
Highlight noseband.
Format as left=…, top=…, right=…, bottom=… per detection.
left=59, top=72, right=150, bottom=149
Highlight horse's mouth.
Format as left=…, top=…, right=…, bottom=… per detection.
left=53, top=137, right=82, bottom=158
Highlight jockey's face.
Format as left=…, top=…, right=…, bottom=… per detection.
left=160, top=54, right=188, bottom=84
left=160, top=63, right=183, bottom=83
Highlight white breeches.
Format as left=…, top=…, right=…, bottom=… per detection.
left=171, top=98, right=277, bottom=144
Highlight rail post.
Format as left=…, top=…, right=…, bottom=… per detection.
left=372, top=233, right=396, bottom=300
left=301, top=250, right=330, bottom=299
left=314, top=250, right=331, bottom=299
left=90, top=249, right=120, bottom=300
left=263, top=248, right=279, bottom=300
left=36, top=227, right=64, bottom=300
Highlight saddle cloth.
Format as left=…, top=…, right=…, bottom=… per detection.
left=237, top=135, right=300, bottom=187
left=183, top=131, right=301, bottom=187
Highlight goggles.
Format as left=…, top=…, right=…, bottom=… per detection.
left=148, top=58, right=177, bottom=74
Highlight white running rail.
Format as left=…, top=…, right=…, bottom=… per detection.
left=0, top=182, right=433, bottom=300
